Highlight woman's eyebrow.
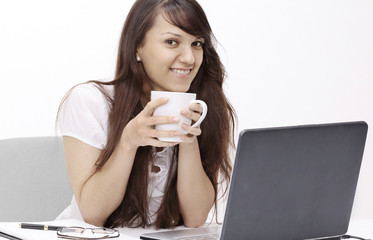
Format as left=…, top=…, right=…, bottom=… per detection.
left=162, top=32, right=204, bottom=41
left=161, top=32, right=182, bottom=37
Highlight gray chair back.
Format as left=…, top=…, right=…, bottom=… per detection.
left=0, top=136, right=72, bottom=222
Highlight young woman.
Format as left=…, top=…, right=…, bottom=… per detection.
left=57, top=0, right=236, bottom=229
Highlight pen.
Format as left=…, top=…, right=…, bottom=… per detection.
left=19, top=223, right=63, bottom=231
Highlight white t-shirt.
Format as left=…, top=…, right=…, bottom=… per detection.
left=57, top=83, right=176, bottom=224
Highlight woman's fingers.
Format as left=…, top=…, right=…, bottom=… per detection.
left=142, top=97, right=169, bottom=116
left=148, top=138, right=178, bottom=147
left=177, top=103, right=205, bottom=143
left=180, top=108, right=202, bottom=124
left=189, top=102, right=203, bottom=113
left=181, top=123, right=202, bottom=136
left=147, top=115, right=180, bottom=127
left=149, top=128, right=181, bottom=139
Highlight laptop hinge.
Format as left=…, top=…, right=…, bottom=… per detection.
left=309, top=237, right=341, bottom=240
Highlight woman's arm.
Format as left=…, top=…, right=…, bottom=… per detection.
left=177, top=140, right=215, bottom=228
left=63, top=97, right=179, bottom=226
left=63, top=136, right=137, bottom=226
left=176, top=105, right=215, bottom=228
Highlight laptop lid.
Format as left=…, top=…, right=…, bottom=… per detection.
left=221, top=121, right=368, bottom=240
left=140, top=121, right=368, bottom=240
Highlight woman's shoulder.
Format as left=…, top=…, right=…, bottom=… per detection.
left=58, top=80, right=114, bottom=149
left=69, top=81, right=113, bottom=105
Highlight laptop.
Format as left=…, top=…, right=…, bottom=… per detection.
left=140, top=121, right=368, bottom=240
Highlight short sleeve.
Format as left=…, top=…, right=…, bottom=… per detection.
left=58, top=83, right=111, bottom=149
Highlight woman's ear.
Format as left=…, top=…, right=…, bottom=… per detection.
left=136, top=47, right=143, bottom=62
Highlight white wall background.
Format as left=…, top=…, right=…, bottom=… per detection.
left=1, top=0, right=372, bottom=219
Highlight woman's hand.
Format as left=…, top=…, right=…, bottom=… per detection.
left=121, top=97, right=181, bottom=149
left=179, top=102, right=204, bottom=144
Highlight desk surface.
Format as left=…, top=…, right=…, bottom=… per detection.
left=1, top=218, right=372, bottom=240
left=345, top=219, right=373, bottom=238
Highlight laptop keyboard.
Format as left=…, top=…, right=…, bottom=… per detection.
left=175, top=233, right=220, bottom=240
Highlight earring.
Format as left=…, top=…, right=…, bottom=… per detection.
left=136, top=55, right=141, bottom=62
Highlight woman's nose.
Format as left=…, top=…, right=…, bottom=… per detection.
left=179, top=46, right=195, bottom=65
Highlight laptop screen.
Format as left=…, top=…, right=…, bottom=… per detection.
left=222, top=121, right=368, bottom=239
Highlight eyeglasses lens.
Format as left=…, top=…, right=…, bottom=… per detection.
left=58, top=227, right=119, bottom=239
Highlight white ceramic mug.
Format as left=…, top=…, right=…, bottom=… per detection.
left=151, top=91, right=208, bottom=142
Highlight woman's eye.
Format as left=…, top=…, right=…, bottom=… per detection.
left=166, top=40, right=178, bottom=46
left=192, top=41, right=204, bottom=48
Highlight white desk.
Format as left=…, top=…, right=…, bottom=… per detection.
left=345, top=219, right=373, bottom=239
left=1, top=218, right=372, bottom=240
left=0, top=219, right=182, bottom=240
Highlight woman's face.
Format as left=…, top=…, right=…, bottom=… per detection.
left=137, top=13, right=204, bottom=92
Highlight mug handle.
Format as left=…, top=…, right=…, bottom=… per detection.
left=189, top=100, right=208, bottom=128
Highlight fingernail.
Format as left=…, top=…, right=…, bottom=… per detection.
left=173, top=117, right=180, bottom=122
left=180, top=109, right=188, bottom=115
left=162, top=97, right=168, bottom=102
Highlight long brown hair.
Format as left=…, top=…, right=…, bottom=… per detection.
left=59, top=0, right=236, bottom=229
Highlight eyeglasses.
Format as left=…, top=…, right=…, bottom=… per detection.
left=57, top=227, right=120, bottom=239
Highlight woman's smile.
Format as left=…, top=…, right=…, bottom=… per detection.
left=170, top=68, right=192, bottom=77
left=171, top=68, right=191, bottom=75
